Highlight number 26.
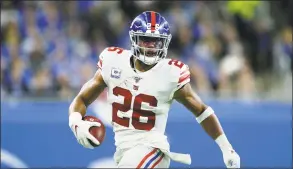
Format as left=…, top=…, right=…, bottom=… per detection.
left=112, top=86, right=157, bottom=131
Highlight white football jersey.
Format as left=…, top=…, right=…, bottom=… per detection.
left=97, top=47, right=190, bottom=151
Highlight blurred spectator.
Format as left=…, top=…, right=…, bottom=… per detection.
left=5, top=57, right=30, bottom=97
left=218, top=23, right=256, bottom=99
left=29, top=65, right=53, bottom=96
left=1, top=57, right=9, bottom=98
left=273, top=26, right=292, bottom=74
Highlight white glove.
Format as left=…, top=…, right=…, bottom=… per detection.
left=221, top=148, right=240, bottom=168
left=215, top=134, right=240, bottom=168
left=69, top=112, right=101, bottom=149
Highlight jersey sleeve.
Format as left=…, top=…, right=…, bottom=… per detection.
left=97, top=57, right=103, bottom=70
left=96, top=48, right=109, bottom=85
left=176, top=64, right=190, bottom=91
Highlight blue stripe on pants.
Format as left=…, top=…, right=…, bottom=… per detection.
left=144, top=150, right=162, bottom=168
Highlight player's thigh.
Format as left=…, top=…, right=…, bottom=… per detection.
left=117, top=145, right=170, bottom=168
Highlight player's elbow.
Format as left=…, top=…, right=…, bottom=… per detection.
left=77, top=94, right=90, bottom=107
left=193, top=103, right=209, bottom=117
left=69, top=95, right=87, bottom=114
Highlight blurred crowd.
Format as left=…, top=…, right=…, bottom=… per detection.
left=1, top=1, right=292, bottom=100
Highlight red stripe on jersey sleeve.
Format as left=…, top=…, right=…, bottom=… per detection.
left=178, top=73, right=190, bottom=84
left=180, top=69, right=189, bottom=75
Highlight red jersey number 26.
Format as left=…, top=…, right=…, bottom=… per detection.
left=112, top=86, right=157, bottom=131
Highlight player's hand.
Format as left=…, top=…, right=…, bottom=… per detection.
left=222, top=148, right=240, bottom=168
left=70, top=119, right=101, bottom=149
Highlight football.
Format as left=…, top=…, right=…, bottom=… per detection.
left=82, top=115, right=106, bottom=147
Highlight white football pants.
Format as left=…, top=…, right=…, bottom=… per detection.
left=114, top=144, right=170, bottom=168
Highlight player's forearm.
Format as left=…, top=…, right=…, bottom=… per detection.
left=69, top=96, right=88, bottom=116
left=200, top=114, right=224, bottom=140
left=68, top=95, right=89, bottom=129
left=197, top=107, right=233, bottom=151
left=68, top=72, right=107, bottom=117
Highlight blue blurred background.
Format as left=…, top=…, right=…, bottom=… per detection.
left=1, top=1, right=292, bottom=168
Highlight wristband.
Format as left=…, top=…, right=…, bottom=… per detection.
left=196, top=106, right=214, bottom=123
left=215, top=134, right=233, bottom=151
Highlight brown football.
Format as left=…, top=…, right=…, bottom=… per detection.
left=82, top=115, right=106, bottom=147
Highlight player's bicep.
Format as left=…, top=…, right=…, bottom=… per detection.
left=78, top=70, right=107, bottom=106
left=173, top=83, right=207, bottom=117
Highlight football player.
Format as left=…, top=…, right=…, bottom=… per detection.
left=68, top=11, right=240, bottom=168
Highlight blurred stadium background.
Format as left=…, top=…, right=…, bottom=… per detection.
left=1, top=1, right=292, bottom=168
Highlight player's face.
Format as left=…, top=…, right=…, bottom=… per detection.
left=138, top=36, right=164, bottom=57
